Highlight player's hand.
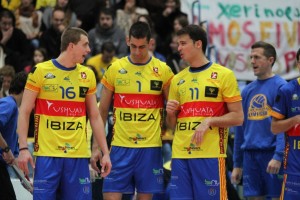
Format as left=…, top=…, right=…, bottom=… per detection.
left=90, top=148, right=102, bottom=173
left=100, top=153, right=112, bottom=178
left=166, top=100, right=179, bottom=115
left=17, top=149, right=34, bottom=176
left=231, top=168, right=243, bottom=184
left=191, top=118, right=211, bottom=145
left=267, top=159, right=281, bottom=174
left=2, top=149, right=15, bottom=165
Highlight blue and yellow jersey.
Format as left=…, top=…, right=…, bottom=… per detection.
left=102, top=56, right=174, bottom=148
left=169, top=62, right=241, bottom=158
left=26, top=59, right=96, bottom=158
left=272, top=78, right=300, bottom=175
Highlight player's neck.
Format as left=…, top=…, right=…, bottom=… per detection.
left=56, top=54, right=76, bottom=68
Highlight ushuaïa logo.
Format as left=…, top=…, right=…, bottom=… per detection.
left=57, top=143, right=75, bottom=153
left=183, top=143, right=203, bottom=154
left=129, top=134, right=146, bottom=144
left=79, top=177, right=90, bottom=184
left=152, top=168, right=164, bottom=175
left=205, top=179, right=220, bottom=187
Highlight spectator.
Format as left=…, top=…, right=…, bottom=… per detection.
left=15, top=0, right=43, bottom=48
left=24, top=47, right=48, bottom=73
left=39, top=7, right=65, bottom=59
left=1, top=0, right=20, bottom=11
left=69, top=0, right=102, bottom=32
left=35, top=0, right=55, bottom=10
left=86, top=41, right=117, bottom=82
left=152, top=0, right=187, bottom=56
left=88, top=7, right=127, bottom=58
left=0, top=9, right=33, bottom=72
left=0, top=64, right=15, bottom=98
left=116, top=0, right=148, bottom=36
left=41, top=0, right=79, bottom=31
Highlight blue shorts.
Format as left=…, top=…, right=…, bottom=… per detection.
left=103, top=146, right=164, bottom=194
left=280, top=174, right=300, bottom=200
left=170, top=158, right=227, bottom=200
left=243, top=150, right=283, bottom=198
left=34, top=157, right=91, bottom=200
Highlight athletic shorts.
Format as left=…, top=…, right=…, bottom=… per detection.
left=243, top=150, right=283, bottom=198
left=280, top=174, right=300, bottom=200
left=169, top=158, right=227, bottom=200
left=103, top=146, right=164, bottom=194
left=34, top=157, right=91, bottom=200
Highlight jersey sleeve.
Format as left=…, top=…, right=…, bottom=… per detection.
left=222, top=70, right=242, bottom=102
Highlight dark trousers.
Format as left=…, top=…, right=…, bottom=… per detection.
left=0, top=162, right=16, bottom=200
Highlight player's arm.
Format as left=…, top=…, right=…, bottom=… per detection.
left=271, top=115, right=300, bottom=134
left=17, top=89, right=37, bottom=174
left=192, top=101, right=243, bottom=145
left=86, top=93, right=111, bottom=177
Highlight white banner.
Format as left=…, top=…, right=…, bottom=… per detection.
left=182, top=0, right=300, bottom=80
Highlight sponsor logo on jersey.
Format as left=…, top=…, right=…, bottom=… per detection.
left=150, top=80, right=162, bottom=91
left=119, top=68, right=127, bottom=74
left=42, top=84, right=58, bottom=92
left=129, top=134, right=146, bottom=144
left=57, top=143, right=76, bottom=153
left=183, top=143, right=203, bottom=154
left=292, top=93, right=299, bottom=100
left=116, top=79, right=130, bottom=86
left=248, top=94, right=269, bottom=120
left=205, top=86, right=219, bottom=98
left=79, top=87, right=89, bottom=98
left=205, top=179, right=220, bottom=186
left=177, top=79, right=185, bottom=85
left=44, top=73, right=56, bottom=79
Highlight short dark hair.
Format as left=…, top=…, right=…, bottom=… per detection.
left=177, top=24, right=208, bottom=54
left=0, top=8, right=16, bottom=27
left=251, top=41, right=277, bottom=66
left=129, top=21, right=151, bottom=42
left=60, top=27, right=88, bottom=52
left=101, top=41, right=116, bottom=53
left=9, top=71, right=27, bottom=95
left=99, top=7, right=115, bottom=20
left=296, top=48, right=300, bottom=62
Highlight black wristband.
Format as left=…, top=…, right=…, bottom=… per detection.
left=19, top=147, right=29, bottom=151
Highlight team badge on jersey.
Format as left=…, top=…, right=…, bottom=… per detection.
left=205, top=86, right=219, bottom=98
left=150, top=80, right=162, bottom=91
left=211, top=72, right=218, bottom=79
